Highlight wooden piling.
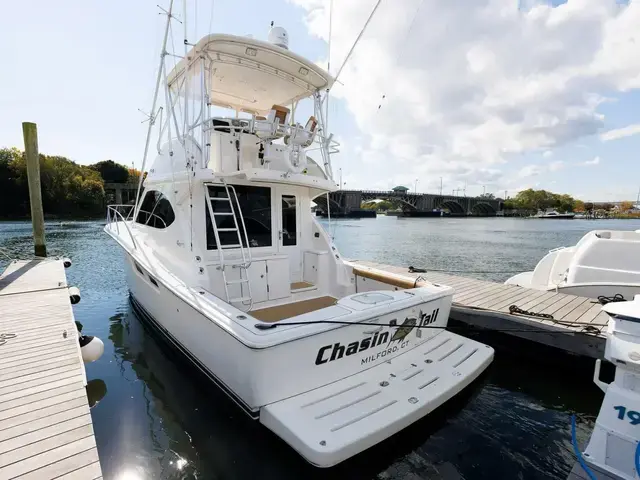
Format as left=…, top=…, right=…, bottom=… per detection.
left=22, top=122, right=46, bottom=257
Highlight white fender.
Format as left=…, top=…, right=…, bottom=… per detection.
left=80, top=335, right=104, bottom=363
left=68, top=286, right=81, bottom=305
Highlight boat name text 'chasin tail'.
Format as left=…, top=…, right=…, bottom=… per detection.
left=314, top=309, right=440, bottom=366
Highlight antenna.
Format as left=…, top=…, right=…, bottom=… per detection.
left=137, top=106, right=162, bottom=125
left=325, top=0, right=333, bottom=151
left=133, top=0, right=176, bottom=219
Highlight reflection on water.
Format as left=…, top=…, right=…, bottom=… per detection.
left=86, top=379, right=108, bottom=408
left=0, top=218, right=618, bottom=479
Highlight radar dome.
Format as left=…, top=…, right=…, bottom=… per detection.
left=268, top=25, right=289, bottom=49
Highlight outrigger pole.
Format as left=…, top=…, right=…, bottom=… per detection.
left=133, top=0, right=175, bottom=219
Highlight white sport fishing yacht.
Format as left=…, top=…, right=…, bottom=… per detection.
left=105, top=7, right=493, bottom=467
left=506, top=230, right=640, bottom=300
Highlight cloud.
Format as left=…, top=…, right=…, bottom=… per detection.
left=517, top=160, right=565, bottom=179
left=575, top=155, right=601, bottom=166
left=549, top=160, right=566, bottom=172
left=600, top=123, right=640, bottom=141
left=292, top=0, right=640, bottom=187
left=542, top=150, right=553, bottom=158
left=517, top=164, right=544, bottom=179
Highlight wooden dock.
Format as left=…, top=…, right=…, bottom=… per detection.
left=347, top=260, right=608, bottom=358
left=0, top=259, right=102, bottom=480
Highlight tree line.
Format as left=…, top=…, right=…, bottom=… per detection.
left=0, top=148, right=140, bottom=219
left=504, top=188, right=637, bottom=214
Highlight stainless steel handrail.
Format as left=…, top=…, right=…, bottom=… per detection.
left=106, top=205, right=138, bottom=250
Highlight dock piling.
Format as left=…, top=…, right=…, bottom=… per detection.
left=22, top=121, right=47, bottom=257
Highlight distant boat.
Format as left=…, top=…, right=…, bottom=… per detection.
left=505, top=229, right=640, bottom=299
left=533, top=209, right=575, bottom=219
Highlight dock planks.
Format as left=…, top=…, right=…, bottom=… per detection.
left=347, top=260, right=608, bottom=358
left=0, top=259, right=102, bottom=480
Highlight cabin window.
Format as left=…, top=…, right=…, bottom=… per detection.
left=135, top=190, right=175, bottom=229
left=281, top=195, right=297, bottom=246
left=206, top=185, right=272, bottom=249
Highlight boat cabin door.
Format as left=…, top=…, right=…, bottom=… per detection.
left=277, top=188, right=301, bottom=282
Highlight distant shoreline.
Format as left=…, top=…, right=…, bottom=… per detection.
left=0, top=215, right=104, bottom=222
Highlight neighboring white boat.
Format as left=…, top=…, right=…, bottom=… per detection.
left=534, top=209, right=576, bottom=219
left=104, top=10, right=493, bottom=468
left=506, top=230, right=640, bottom=300
left=569, top=296, right=640, bottom=480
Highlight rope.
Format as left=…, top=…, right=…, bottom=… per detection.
left=0, top=333, right=17, bottom=346
left=253, top=319, right=602, bottom=336
left=571, top=415, right=597, bottom=480
left=377, top=0, right=426, bottom=112
left=408, top=265, right=520, bottom=274
left=509, top=305, right=554, bottom=319
left=596, top=294, right=625, bottom=305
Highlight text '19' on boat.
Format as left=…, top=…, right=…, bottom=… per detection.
left=104, top=5, right=493, bottom=467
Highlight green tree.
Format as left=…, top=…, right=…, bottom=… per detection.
left=0, top=147, right=106, bottom=219
left=506, top=189, right=576, bottom=213
left=90, top=160, right=130, bottom=183
left=574, top=200, right=585, bottom=212
left=620, top=201, right=634, bottom=212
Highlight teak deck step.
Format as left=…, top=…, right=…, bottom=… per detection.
left=290, top=281, right=314, bottom=290
left=251, top=296, right=336, bottom=323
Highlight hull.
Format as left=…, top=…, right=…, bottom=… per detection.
left=117, top=243, right=493, bottom=468
left=122, top=249, right=454, bottom=414
left=505, top=272, right=640, bottom=301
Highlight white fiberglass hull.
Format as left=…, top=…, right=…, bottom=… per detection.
left=506, top=272, right=640, bottom=301
left=120, top=249, right=494, bottom=466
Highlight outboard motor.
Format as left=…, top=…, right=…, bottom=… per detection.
left=577, top=295, right=640, bottom=479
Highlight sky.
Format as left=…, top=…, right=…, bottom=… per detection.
left=1, top=0, right=640, bottom=202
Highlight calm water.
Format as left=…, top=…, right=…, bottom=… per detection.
left=3, top=216, right=640, bottom=480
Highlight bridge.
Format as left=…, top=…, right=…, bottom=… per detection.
left=103, top=182, right=138, bottom=205
left=314, top=190, right=503, bottom=216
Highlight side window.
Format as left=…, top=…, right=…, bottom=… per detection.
left=206, top=185, right=272, bottom=249
left=135, top=190, right=175, bottom=229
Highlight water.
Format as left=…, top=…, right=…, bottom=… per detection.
left=3, top=217, right=639, bottom=479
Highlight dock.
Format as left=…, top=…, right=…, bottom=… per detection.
left=347, top=260, right=608, bottom=358
left=0, top=259, right=102, bottom=479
